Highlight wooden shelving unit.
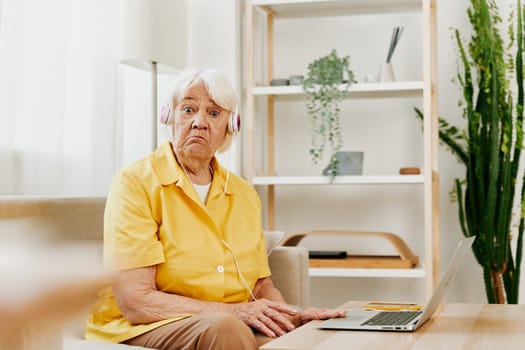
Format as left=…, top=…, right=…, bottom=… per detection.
left=244, top=0, right=439, bottom=301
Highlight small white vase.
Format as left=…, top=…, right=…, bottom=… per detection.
left=378, top=63, right=396, bottom=82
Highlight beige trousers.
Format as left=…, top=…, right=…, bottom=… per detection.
left=124, top=312, right=272, bottom=350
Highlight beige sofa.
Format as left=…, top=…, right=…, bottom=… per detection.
left=0, top=196, right=309, bottom=350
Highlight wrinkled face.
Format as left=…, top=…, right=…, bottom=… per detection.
left=171, top=83, right=230, bottom=161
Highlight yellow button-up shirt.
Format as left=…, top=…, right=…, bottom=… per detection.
left=85, top=141, right=271, bottom=343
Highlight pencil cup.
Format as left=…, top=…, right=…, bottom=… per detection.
left=379, top=63, right=396, bottom=82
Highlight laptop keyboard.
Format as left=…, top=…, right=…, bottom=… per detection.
left=361, top=311, right=423, bottom=326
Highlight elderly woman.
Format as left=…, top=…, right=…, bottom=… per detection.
left=85, top=68, right=345, bottom=350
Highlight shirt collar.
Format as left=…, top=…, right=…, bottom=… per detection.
left=152, top=141, right=235, bottom=196
left=152, top=141, right=183, bottom=186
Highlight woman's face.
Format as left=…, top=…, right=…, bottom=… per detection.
left=172, top=83, right=230, bottom=161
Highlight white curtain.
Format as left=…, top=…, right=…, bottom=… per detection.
left=0, top=0, right=120, bottom=195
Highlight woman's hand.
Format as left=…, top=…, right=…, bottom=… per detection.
left=229, top=299, right=298, bottom=338
left=292, top=307, right=347, bottom=327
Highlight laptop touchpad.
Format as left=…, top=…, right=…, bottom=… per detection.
left=345, top=309, right=379, bottom=321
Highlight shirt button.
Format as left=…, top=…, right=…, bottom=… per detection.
left=217, top=265, right=224, bottom=273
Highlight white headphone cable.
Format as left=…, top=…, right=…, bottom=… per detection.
left=221, top=239, right=257, bottom=301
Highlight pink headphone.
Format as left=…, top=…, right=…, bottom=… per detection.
left=160, top=103, right=241, bottom=134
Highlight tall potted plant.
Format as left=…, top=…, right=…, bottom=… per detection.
left=302, top=50, right=354, bottom=178
left=417, top=0, right=524, bottom=303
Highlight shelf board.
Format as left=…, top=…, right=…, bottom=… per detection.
left=251, top=0, right=421, bottom=17
left=251, top=81, right=424, bottom=97
left=309, top=267, right=426, bottom=278
left=252, top=175, right=425, bottom=185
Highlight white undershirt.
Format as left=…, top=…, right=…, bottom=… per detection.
left=193, top=183, right=211, bottom=203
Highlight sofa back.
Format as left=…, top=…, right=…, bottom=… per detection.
left=0, top=196, right=106, bottom=243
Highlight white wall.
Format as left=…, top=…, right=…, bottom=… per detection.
left=187, top=0, right=242, bottom=173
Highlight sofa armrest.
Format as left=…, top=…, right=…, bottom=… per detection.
left=268, top=246, right=310, bottom=309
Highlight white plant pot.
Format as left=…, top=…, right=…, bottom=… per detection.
left=322, top=151, right=364, bottom=176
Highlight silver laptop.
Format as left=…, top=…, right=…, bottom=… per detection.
left=318, top=236, right=475, bottom=332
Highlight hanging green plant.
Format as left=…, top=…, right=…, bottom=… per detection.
left=302, top=49, right=354, bottom=178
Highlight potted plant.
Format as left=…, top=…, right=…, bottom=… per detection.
left=416, top=0, right=524, bottom=303
left=302, top=49, right=354, bottom=178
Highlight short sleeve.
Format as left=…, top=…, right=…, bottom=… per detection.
left=103, top=170, right=165, bottom=270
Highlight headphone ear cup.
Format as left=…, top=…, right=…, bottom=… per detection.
left=228, top=112, right=241, bottom=133
left=160, top=104, right=171, bottom=124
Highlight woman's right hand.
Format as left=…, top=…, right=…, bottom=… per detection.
left=229, top=299, right=298, bottom=337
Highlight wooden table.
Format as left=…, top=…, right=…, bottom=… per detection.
left=260, top=302, right=525, bottom=349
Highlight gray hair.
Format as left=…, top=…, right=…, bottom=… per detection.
left=166, top=67, right=239, bottom=152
